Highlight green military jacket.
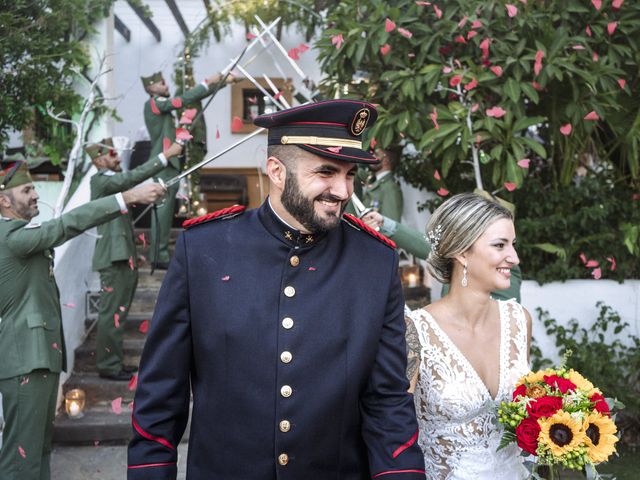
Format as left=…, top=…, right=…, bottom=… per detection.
left=0, top=196, right=124, bottom=379
left=143, top=82, right=215, bottom=170
left=347, top=169, right=404, bottom=222
left=91, top=154, right=166, bottom=271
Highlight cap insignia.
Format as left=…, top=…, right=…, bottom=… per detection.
left=350, top=108, right=370, bottom=136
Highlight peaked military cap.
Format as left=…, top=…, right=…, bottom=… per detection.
left=253, top=99, right=379, bottom=164
left=0, top=160, right=32, bottom=190
left=85, top=138, right=115, bottom=160
left=141, top=71, right=165, bottom=89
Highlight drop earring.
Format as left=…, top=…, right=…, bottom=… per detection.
left=461, top=261, right=468, bottom=287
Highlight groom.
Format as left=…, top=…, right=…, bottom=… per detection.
left=127, top=100, right=425, bottom=479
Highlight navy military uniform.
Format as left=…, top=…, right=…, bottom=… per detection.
left=128, top=101, right=425, bottom=479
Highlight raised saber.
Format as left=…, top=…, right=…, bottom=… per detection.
left=350, top=193, right=373, bottom=218
left=254, top=15, right=306, bottom=80
left=221, top=17, right=281, bottom=75
left=263, top=74, right=291, bottom=109
left=235, top=64, right=285, bottom=110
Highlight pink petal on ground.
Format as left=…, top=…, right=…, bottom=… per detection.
left=385, top=18, right=396, bottom=32
left=591, top=0, right=602, bottom=10
left=398, top=28, right=413, bottom=38
left=607, top=22, right=618, bottom=36
left=138, top=320, right=149, bottom=334
left=585, top=260, right=600, bottom=268
left=437, top=188, right=449, bottom=197
left=490, top=65, right=503, bottom=77
left=380, top=44, right=391, bottom=56
left=231, top=116, right=244, bottom=133
left=327, top=146, right=343, bottom=153
left=128, top=374, right=138, bottom=391
left=486, top=106, right=507, bottom=118
left=618, top=79, right=626, bottom=89
left=330, top=34, right=344, bottom=49
left=606, top=257, right=617, bottom=271
left=114, top=313, right=120, bottom=329
left=111, top=397, right=123, bottom=415
left=584, top=111, right=599, bottom=121
left=517, top=159, right=530, bottom=168
left=591, top=267, right=602, bottom=279
left=560, top=123, right=573, bottom=136
left=434, top=169, right=441, bottom=180
left=504, top=182, right=517, bottom=192
left=506, top=4, right=518, bottom=17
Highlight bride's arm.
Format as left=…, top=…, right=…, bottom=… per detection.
left=405, top=310, right=421, bottom=392
left=523, top=306, right=533, bottom=363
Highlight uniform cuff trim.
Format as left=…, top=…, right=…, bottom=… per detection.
left=373, top=469, right=426, bottom=478
left=132, top=417, right=176, bottom=451
left=115, top=193, right=128, bottom=214
left=157, top=152, right=168, bottom=167
left=128, top=462, right=176, bottom=469
left=392, top=429, right=419, bottom=458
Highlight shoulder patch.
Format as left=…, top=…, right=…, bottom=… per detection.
left=342, top=213, right=396, bottom=249
left=182, top=205, right=246, bottom=229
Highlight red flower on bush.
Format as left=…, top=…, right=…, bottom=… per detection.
left=590, top=392, right=611, bottom=416
left=515, top=417, right=541, bottom=455
left=544, top=375, right=576, bottom=393
left=526, top=395, right=563, bottom=419
left=513, top=384, right=527, bottom=400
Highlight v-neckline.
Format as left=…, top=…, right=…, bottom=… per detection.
left=418, top=301, right=505, bottom=401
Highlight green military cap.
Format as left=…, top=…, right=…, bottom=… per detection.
left=0, top=160, right=32, bottom=190
left=141, top=71, right=165, bottom=89
left=85, top=138, right=115, bottom=160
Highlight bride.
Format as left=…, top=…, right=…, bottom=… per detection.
left=406, top=193, right=532, bottom=479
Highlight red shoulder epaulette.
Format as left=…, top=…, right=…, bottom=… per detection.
left=342, top=213, right=397, bottom=249
left=182, top=205, right=246, bottom=229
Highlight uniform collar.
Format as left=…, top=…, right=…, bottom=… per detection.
left=258, top=198, right=326, bottom=248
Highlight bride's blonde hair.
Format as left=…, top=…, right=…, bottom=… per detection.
left=425, top=193, right=513, bottom=284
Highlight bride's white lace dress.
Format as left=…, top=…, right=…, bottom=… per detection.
left=406, top=299, right=530, bottom=480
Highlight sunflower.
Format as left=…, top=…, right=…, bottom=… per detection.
left=539, top=411, right=586, bottom=457
left=567, top=369, right=595, bottom=393
left=583, top=412, right=618, bottom=463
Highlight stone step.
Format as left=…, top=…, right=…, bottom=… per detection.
left=129, top=287, right=160, bottom=315
left=53, top=403, right=192, bottom=445
left=62, top=372, right=137, bottom=406
left=135, top=267, right=167, bottom=289
left=74, top=336, right=146, bottom=373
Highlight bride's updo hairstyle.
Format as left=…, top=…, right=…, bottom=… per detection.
left=425, top=193, right=513, bottom=284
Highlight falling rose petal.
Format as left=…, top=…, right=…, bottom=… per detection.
left=129, top=401, right=135, bottom=410
left=479, top=38, right=491, bottom=60
left=114, top=313, right=120, bottom=329
left=593, top=52, right=599, bottom=62
left=517, top=158, right=530, bottom=168
left=274, top=91, right=283, bottom=100
left=464, top=78, right=478, bottom=91
left=94, top=441, right=100, bottom=447
left=408, top=52, right=416, bottom=58
left=490, top=65, right=503, bottom=77
left=119, top=305, right=126, bottom=312
left=442, top=66, right=452, bottom=74
left=455, top=35, right=467, bottom=44
left=327, top=146, right=343, bottom=153
left=398, top=28, right=413, bottom=38
left=288, top=48, right=300, bottom=60
left=449, top=75, right=462, bottom=87
left=21, top=376, right=29, bottom=385
left=591, top=267, right=602, bottom=280
left=612, top=0, right=623, bottom=9
left=331, top=34, right=344, bottom=49
left=52, top=343, right=60, bottom=351
left=111, top=397, right=123, bottom=415
left=618, top=79, right=626, bottom=89
left=585, top=25, right=592, bottom=37
left=308, top=267, right=317, bottom=271
left=63, top=303, right=76, bottom=308
left=415, top=1, right=431, bottom=5
left=103, top=286, right=113, bottom=293
left=532, top=81, right=543, bottom=91
left=471, top=103, right=480, bottom=113
left=437, top=188, right=449, bottom=197
left=176, top=128, right=193, bottom=141
left=18, top=446, right=26, bottom=459
left=248, top=95, right=257, bottom=104
left=385, top=18, right=396, bottom=33
left=486, top=106, right=507, bottom=118
left=231, top=116, right=244, bottom=133
left=215, top=127, right=221, bottom=140
left=129, top=256, right=134, bottom=271
left=467, top=30, right=478, bottom=40
left=380, top=44, right=391, bottom=56
left=433, top=4, right=442, bottom=18
left=606, top=257, right=617, bottom=271
left=430, top=108, right=439, bottom=130
left=138, top=233, right=147, bottom=248
left=128, top=374, right=138, bottom=391
left=298, top=43, right=309, bottom=53
left=579, top=252, right=587, bottom=264
left=370, top=137, right=377, bottom=148
left=534, top=50, right=545, bottom=76
left=585, top=259, right=599, bottom=268
left=162, top=137, right=171, bottom=152
left=246, top=32, right=257, bottom=40
left=471, top=20, right=483, bottom=29
left=221, top=275, right=230, bottom=281
left=506, top=4, right=518, bottom=17
left=607, top=22, right=618, bottom=36
left=434, top=169, right=441, bottom=180
left=138, top=320, right=149, bottom=334
left=572, top=45, right=585, bottom=50
left=584, top=111, right=599, bottom=121
left=178, top=115, right=191, bottom=125
left=504, top=182, right=517, bottom=192
left=560, top=123, right=573, bottom=136
left=591, top=0, right=602, bottom=10
left=458, top=16, right=468, bottom=28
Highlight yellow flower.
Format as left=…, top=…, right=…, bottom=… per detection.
left=539, top=411, right=586, bottom=457
left=567, top=369, right=595, bottom=393
left=518, top=370, right=546, bottom=386
left=583, top=413, right=618, bottom=463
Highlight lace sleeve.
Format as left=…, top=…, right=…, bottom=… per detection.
left=404, top=309, right=421, bottom=382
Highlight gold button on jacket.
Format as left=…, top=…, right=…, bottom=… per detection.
left=279, top=420, right=291, bottom=432
left=280, top=385, right=292, bottom=397
left=289, top=255, right=300, bottom=267
left=278, top=453, right=289, bottom=466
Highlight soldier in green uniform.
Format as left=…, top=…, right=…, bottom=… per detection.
left=87, top=139, right=183, bottom=381
left=0, top=160, right=166, bottom=480
left=141, top=71, right=234, bottom=268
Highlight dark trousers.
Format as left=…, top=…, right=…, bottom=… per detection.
left=0, top=370, right=59, bottom=480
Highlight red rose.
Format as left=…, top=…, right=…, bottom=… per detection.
left=590, top=392, right=611, bottom=416
left=515, top=418, right=540, bottom=455
left=544, top=375, right=576, bottom=393
left=526, top=395, right=563, bottom=419
left=513, top=384, right=527, bottom=400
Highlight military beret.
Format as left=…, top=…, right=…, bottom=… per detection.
left=141, top=71, right=165, bottom=89
left=85, top=138, right=115, bottom=160
left=0, top=160, right=32, bottom=191
left=253, top=99, right=379, bottom=164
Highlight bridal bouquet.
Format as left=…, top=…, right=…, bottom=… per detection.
left=497, top=366, right=619, bottom=475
